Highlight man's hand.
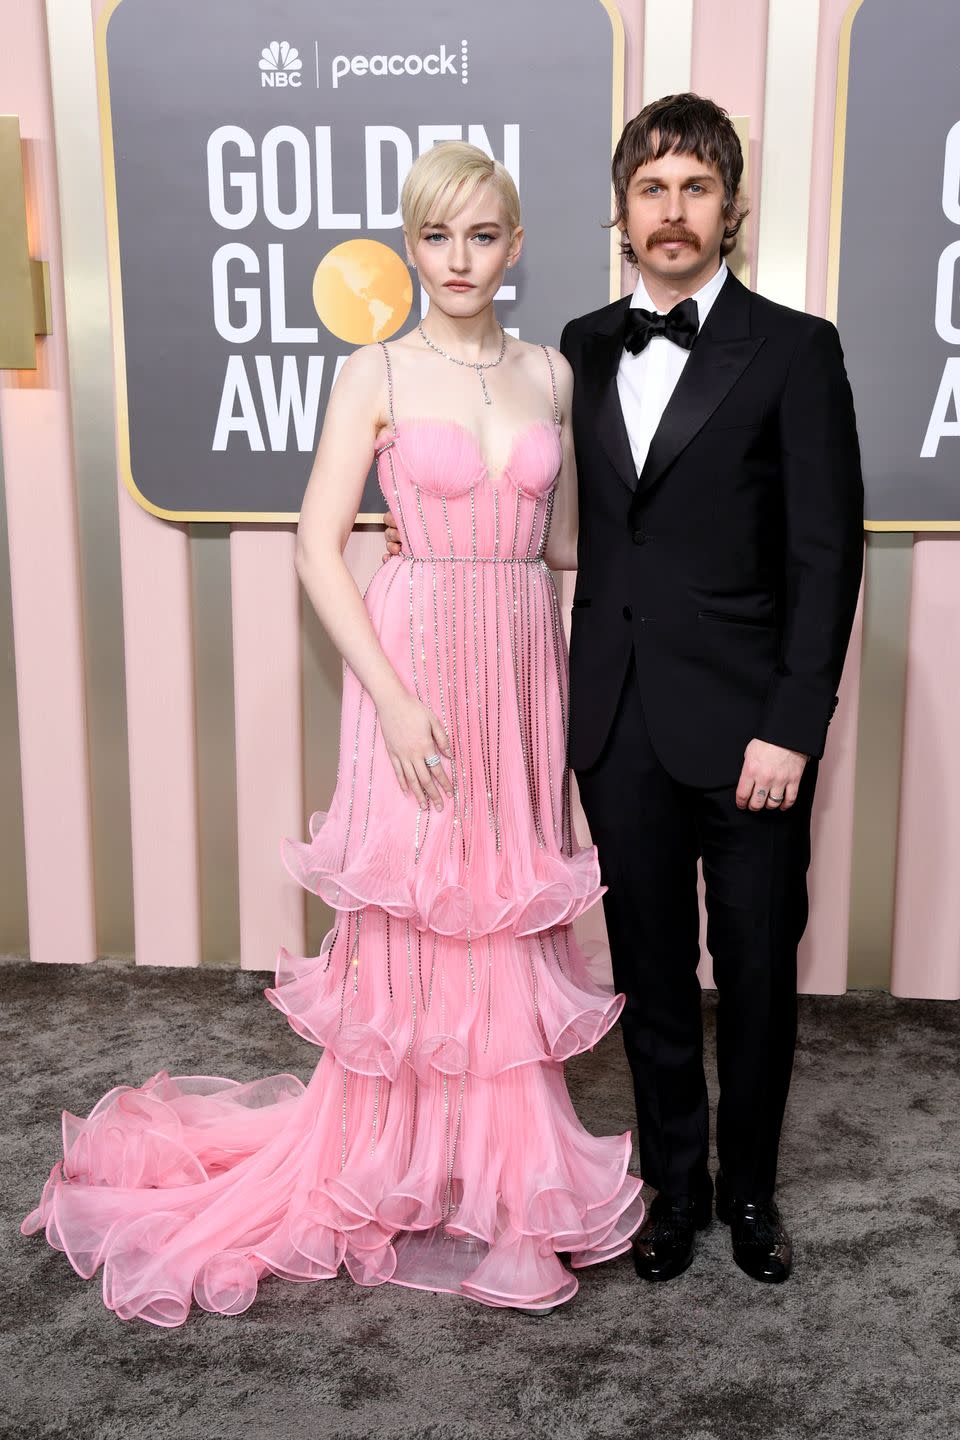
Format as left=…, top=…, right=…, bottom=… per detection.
left=735, top=739, right=808, bottom=812
left=382, top=510, right=403, bottom=561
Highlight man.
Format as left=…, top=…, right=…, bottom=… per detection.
left=385, top=94, right=864, bottom=1285
left=559, top=94, right=863, bottom=1283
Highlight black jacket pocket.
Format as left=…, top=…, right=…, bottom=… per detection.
left=698, top=610, right=775, bottom=629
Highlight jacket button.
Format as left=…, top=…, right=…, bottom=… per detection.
left=622, top=605, right=632, bottom=621
left=632, top=528, right=647, bottom=545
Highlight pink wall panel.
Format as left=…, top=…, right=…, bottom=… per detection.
left=617, top=0, right=645, bottom=118
left=117, top=497, right=201, bottom=967
left=891, top=537, right=960, bottom=1000
left=0, top=0, right=96, bottom=964
left=692, top=0, right=769, bottom=285
left=231, top=530, right=305, bottom=970
left=799, top=587, right=864, bottom=993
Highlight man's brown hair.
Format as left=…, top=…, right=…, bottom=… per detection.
left=611, top=93, right=748, bottom=264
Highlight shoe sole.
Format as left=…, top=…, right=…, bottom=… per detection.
left=730, top=1254, right=791, bottom=1283
left=634, top=1259, right=694, bottom=1283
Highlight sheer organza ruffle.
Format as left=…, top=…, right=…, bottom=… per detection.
left=264, top=911, right=623, bottom=1078
left=282, top=810, right=604, bottom=940
left=21, top=1050, right=643, bottom=1327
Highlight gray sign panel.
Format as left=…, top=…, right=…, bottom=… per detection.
left=98, top=0, right=621, bottom=520
left=835, top=0, right=960, bottom=529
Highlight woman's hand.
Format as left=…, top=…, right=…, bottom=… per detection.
left=378, top=688, right=453, bottom=810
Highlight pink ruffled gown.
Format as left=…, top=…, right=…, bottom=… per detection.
left=21, top=343, right=644, bottom=1326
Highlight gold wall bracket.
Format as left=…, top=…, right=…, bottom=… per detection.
left=0, top=114, right=53, bottom=369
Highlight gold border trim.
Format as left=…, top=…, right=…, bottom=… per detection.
left=827, top=0, right=960, bottom=533
left=865, top=520, right=960, bottom=533
left=97, top=0, right=627, bottom=524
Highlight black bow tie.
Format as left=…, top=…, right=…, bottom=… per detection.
left=623, top=298, right=699, bottom=356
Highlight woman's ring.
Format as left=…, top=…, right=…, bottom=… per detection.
left=425, top=753, right=442, bottom=768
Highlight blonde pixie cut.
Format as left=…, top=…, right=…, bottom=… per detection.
left=401, top=141, right=521, bottom=242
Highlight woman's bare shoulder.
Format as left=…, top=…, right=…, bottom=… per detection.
left=509, top=336, right=572, bottom=379
left=338, top=343, right=389, bottom=382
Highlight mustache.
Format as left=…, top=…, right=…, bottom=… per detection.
left=646, top=227, right=702, bottom=251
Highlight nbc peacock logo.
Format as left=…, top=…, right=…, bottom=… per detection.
left=259, top=41, right=303, bottom=89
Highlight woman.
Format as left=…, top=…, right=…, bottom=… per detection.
left=22, top=142, right=644, bottom=1325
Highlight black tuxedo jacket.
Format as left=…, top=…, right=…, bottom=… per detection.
left=560, top=271, right=864, bottom=787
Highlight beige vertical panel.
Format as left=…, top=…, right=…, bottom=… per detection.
left=231, top=530, right=305, bottom=971
left=755, top=0, right=821, bottom=307
left=847, top=536, right=912, bottom=988
left=190, top=525, right=240, bottom=966
left=0, top=434, right=29, bottom=952
left=642, top=0, right=693, bottom=101
left=45, top=0, right=133, bottom=952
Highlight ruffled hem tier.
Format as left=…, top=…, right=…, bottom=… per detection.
left=282, top=811, right=605, bottom=941
left=264, top=909, right=623, bottom=1078
left=21, top=1055, right=644, bottom=1327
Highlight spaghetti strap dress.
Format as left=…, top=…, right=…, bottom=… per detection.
left=21, top=342, right=644, bottom=1326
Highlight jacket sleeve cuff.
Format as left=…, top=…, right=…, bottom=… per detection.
left=756, top=685, right=840, bottom=760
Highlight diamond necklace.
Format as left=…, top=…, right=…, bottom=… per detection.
left=417, top=320, right=507, bottom=405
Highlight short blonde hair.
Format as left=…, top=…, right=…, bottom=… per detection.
left=401, top=141, right=521, bottom=242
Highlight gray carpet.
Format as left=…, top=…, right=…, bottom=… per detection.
left=2, top=959, right=959, bottom=1440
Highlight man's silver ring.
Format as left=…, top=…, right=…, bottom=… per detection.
left=768, top=792, right=785, bottom=804
left=424, top=753, right=442, bottom=768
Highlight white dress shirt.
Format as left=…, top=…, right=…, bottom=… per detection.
left=617, top=261, right=729, bottom=477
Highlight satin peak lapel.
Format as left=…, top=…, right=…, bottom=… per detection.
left=584, top=308, right=637, bottom=493
left=634, top=281, right=764, bottom=498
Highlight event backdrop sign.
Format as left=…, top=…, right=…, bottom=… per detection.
left=95, top=0, right=623, bottom=521
left=830, top=0, right=960, bottom=530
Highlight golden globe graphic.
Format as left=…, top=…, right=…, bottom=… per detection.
left=312, top=239, right=413, bottom=345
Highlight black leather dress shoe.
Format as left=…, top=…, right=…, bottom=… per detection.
left=715, top=1172, right=793, bottom=1283
left=632, top=1188, right=713, bottom=1283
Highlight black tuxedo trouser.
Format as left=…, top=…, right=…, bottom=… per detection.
left=575, top=655, right=818, bottom=1202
